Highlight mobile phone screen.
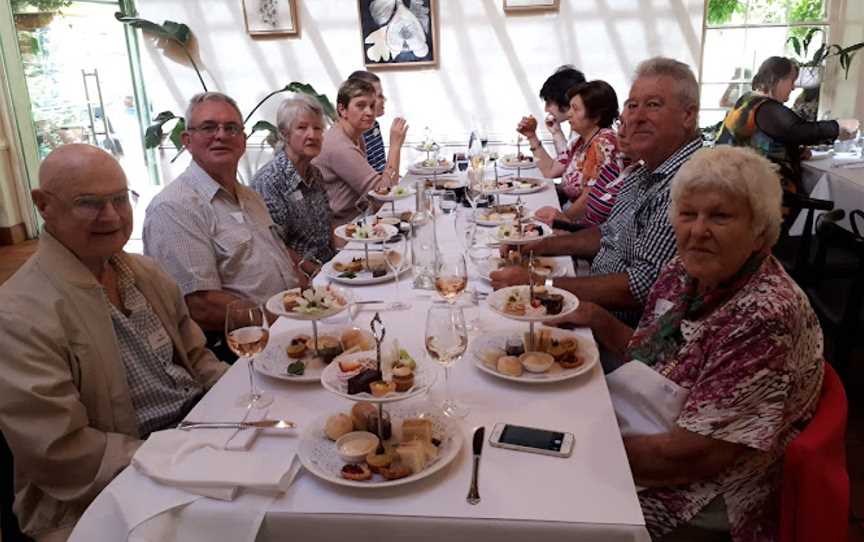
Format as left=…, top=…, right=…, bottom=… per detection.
left=499, top=425, right=564, bottom=451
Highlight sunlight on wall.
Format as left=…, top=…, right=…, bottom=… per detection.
left=137, top=0, right=704, bottom=181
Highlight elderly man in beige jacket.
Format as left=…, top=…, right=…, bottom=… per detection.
left=0, top=144, right=228, bottom=541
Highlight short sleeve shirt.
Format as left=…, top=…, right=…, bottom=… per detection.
left=633, top=256, right=824, bottom=542
left=143, top=160, right=301, bottom=305
left=557, top=128, right=621, bottom=201
left=250, top=151, right=336, bottom=263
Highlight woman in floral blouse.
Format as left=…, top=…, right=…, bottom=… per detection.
left=251, top=94, right=336, bottom=264
left=550, top=146, right=824, bottom=542
left=521, top=80, right=624, bottom=227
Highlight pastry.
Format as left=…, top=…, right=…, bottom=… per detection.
left=546, top=337, right=577, bottom=361
left=380, top=462, right=412, bottom=480
left=347, top=368, right=381, bottom=395
left=392, top=366, right=415, bottom=392
left=520, top=352, right=555, bottom=373
left=325, top=413, right=354, bottom=441
left=286, top=337, right=308, bottom=359
left=344, top=224, right=357, bottom=237
left=534, top=291, right=564, bottom=315
left=370, top=380, right=396, bottom=397
left=395, top=441, right=428, bottom=474
left=333, top=258, right=363, bottom=273
left=497, top=355, right=523, bottom=377
left=365, top=449, right=395, bottom=473
left=401, top=418, right=433, bottom=443
left=317, top=335, right=343, bottom=363
left=480, top=348, right=504, bottom=368
left=558, top=349, right=586, bottom=369
left=341, top=329, right=375, bottom=352
left=351, top=402, right=377, bottom=431
left=340, top=463, right=371, bottom=481
left=523, top=329, right=552, bottom=353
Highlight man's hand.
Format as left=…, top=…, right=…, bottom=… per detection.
left=545, top=301, right=598, bottom=329
left=489, top=265, right=531, bottom=290
left=389, top=117, right=409, bottom=147
left=533, top=206, right=566, bottom=226
left=545, top=113, right=563, bottom=137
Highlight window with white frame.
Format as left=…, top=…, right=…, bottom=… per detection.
left=699, top=0, right=829, bottom=129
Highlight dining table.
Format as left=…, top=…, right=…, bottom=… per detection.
left=797, top=151, right=864, bottom=233
left=68, top=161, right=649, bottom=542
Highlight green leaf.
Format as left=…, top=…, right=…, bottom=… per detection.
left=284, top=82, right=337, bottom=121
left=248, top=120, right=280, bottom=148
left=143, top=111, right=181, bottom=149
left=287, top=361, right=305, bottom=376
left=114, top=14, right=192, bottom=46
left=787, top=36, right=801, bottom=57
left=144, top=124, right=164, bottom=149
left=169, top=118, right=185, bottom=151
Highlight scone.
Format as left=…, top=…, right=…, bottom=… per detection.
left=497, top=355, right=523, bottom=377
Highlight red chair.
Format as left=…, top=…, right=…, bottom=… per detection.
left=779, top=363, right=849, bottom=542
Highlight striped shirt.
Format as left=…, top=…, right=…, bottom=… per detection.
left=592, top=137, right=702, bottom=325
left=578, top=158, right=635, bottom=226
left=362, top=121, right=387, bottom=172
left=106, top=257, right=203, bottom=437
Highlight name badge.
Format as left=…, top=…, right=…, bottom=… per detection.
left=230, top=212, right=245, bottom=224
left=290, top=191, right=304, bottom=202
left=653, top=299, right=674, bottom=318
left=148, top=328, right=172, bottom=351
left=600, top=193, right=613, bottom=202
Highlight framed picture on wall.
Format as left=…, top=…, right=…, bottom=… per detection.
left=243, top=0, right=299, bottom=36
left=503, top=0, right=559, bottom=12
left=358, top=0, right=437, bottom=68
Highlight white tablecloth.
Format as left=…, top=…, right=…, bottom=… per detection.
left=69, top=168, right=648, bottom=542
left=800, top=157, right=864, bottom=232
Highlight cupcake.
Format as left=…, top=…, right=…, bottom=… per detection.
left=392, top=365, right=415, bottom=392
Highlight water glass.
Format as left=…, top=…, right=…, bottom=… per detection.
left=439, top=191, right=458, bottom=214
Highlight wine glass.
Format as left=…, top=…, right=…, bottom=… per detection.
left=439, top=191, right=458, bottom=215
left=298, top=255, right=323, bottom=287
left=225, top=300, right=272, bottom=408
left=425, top=305, right=469, bottom=418
left=384, top=235, right=411, bottom=310
left=435, top=253, right=468, bottom=304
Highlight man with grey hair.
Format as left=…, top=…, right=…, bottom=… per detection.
left=144, top=92, right=305, bottom=361
left=492, top=57, right=702, bottom=330
left=0, top=144, right=227, bottom=541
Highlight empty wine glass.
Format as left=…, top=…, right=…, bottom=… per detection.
left=384, top=235, right=411, bottom=310
left=225, top=300, right=272, bottom=408
left=425, top=304, right=469, bottom=418
left=435, top=253, right=468, bottom=304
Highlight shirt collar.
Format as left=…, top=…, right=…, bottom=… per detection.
left=184, top=160, right=236, bottom=203
left=631, top=137, right=703, bottom=184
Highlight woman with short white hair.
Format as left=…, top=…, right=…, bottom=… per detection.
left=250, top=94, right=336, bottom=264
left=549, top=146, right=824, bottom=541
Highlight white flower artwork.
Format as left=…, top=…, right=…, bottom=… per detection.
left=360, top=0, right=436, bottom=67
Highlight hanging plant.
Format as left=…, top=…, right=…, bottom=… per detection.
left=11, top=0, right=72, bottom=13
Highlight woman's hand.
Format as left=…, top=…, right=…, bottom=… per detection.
left=838, top=118, right=860, bottom=140
left=389, top=117, right=409, bottom=148
left=533, top=206, right=566, bottom=226
left=516, top=116, right=538, bottom=139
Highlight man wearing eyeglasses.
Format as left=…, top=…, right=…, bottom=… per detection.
left=143, top=92, right=306, bottom=361
left=0, top=144, right=228, bottom=541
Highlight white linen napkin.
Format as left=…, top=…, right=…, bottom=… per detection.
left=132, top=406, right=300, bottom=500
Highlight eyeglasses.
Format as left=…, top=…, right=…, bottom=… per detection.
left=186, top=122, right=245, bottom=137
left=44, top=189, right=139, bottom=220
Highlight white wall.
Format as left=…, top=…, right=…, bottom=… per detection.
left=137, top=0, right=705, bottom=181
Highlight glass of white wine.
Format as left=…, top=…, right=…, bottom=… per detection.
left=226, top=300, right=272, bottom=408
left=384, top=235, right=411, bottom=310
left=425, top=305, right=469, bottom=418
left=435, top=253, right=468, bottom=304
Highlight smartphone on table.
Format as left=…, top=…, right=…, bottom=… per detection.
left=488, top=423, right=574, bottom=458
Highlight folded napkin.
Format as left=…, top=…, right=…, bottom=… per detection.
left=132, top=408, right=299, bottom=500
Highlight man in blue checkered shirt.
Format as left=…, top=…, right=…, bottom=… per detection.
left=492, top=57, right=702, bottom=326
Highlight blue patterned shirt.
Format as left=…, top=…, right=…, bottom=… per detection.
left=362, top=121, right=386, bottom=172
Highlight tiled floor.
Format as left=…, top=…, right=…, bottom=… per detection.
left=1, top=240, right=863, bottom=538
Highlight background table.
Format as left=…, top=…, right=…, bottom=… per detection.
left=800, top=157, right=864, bottom=232
left=70, top=167, right=649, bottom=542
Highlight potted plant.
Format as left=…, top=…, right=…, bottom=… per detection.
left=787, top=27, right=864, bottom=88
left=11, top=0, right=71, bottom=30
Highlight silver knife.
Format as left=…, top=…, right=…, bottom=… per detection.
left=177, top=419, right=295, bottom=430
left=467, top=426, right=484, bottom=505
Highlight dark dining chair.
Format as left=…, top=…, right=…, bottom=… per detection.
left=774, top=190, right=834, bottom=285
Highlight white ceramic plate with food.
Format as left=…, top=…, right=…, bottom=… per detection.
left=254, top=327, right=335, bottom=383
left=320, top=350, right=435, bottom=404
left=505, top=177, right=548, bottom=194
left=334, top=223, right=399, bottom=243
left=323, top=253, right=407, bottom=286
left=491, top=222, right=552, bottom=245
left=266, top=286, right=352, bottom=321
left=407, top=160, right=454, bottom=175
left=498, top=154, right=536, bottom=170
left=368, top=185, right=416, bottom=202
left=297, top=403, right=462, bottom=488
left=487, top=285, right=579, bottom=322
left=474, top=256, right=566, bottom=281
left=473, top=205, right=529, bottom=226
left=471, top=330, right=599, bottom=383
left=422, top=177, right=465, bottom=190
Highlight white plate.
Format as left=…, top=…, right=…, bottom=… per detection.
left=499, top=154, right=536, bottom=170
left=323, top=257, right=408, bottom=286
left=471, top=330, right=599, bottom=383
left=408, top=160, right=454, bottom=175
left=320, top=350, right=435, bottom=404
left=473, top=206, right=530, bottom=227
left=334, top=223, right=399, bottom=243
left=266, top=286, right=352, bottom=321
left=491, top=222, right=552, bottom=245
left=506, top=177, right=548, bottom=194
left=298, top=403, right=462, bottom=488
left=475, top=256, right=566, bottom=281
left=422, top=177, right=465, bottom=190
left=487, top=285, right=579, bottom=322
left=368, top=186, right=416, bottom=202
left=255, top=327, right=336, bottom=383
